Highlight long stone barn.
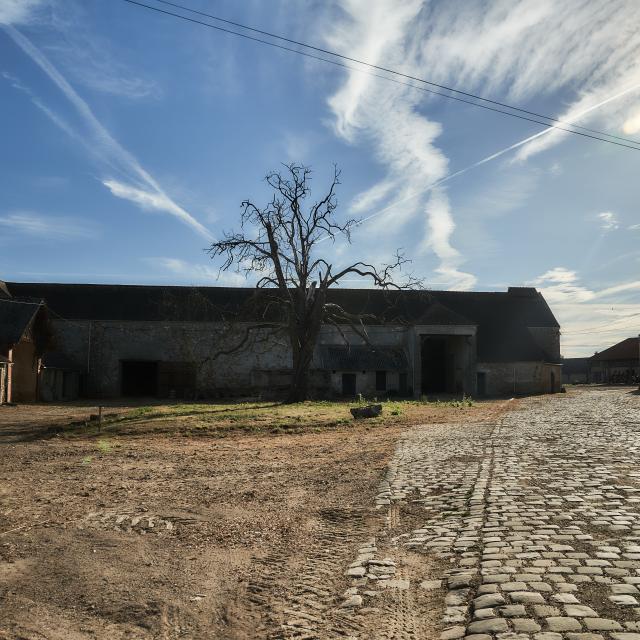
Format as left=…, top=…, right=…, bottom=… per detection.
left=0, top=281, right=562, bottom=401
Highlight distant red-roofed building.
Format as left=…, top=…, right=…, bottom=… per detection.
left=590, top=337, right=640, bottom=384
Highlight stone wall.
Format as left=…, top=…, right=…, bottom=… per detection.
left=49, top=318, right=562, bottom=399
left=39, top=369, right=81, bottom=402
left=316, top=325, right=410, bottom=397
left=477, top=361, right=562, bottom=396
left=590, top=360, right=639, bottom=383
left=326, top=370, right=404, bottom=398
left=51, top=319, right=407, bottom=399
left=50, top=319, right=291, bottom=398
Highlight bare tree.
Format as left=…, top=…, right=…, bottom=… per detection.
left=208, top=164, right=420, bottom=402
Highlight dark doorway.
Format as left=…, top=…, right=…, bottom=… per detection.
left=121, top=360, right=158, bottom=397
left=376, top=370, right=387, bottom=392
left=477, top=372, right=487, bottom=397
left=421, top=337, right=447, bottom=393
left=550, top=371, right=556, bottom=393
left=399, top=372, right=408, bottom=396
left=341, top=373, right=356, bottom=396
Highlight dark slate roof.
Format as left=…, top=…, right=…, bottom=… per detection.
left=320, top=346, right=408, bottom=371
left=591, top=337, right=640, bottom=362
left=5, top=282, right=560, bottom=363
left=413, top=300, right=473, bottom=326
left=0, top=299, right=43, bottom=350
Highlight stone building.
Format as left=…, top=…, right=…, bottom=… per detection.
left=0, top=297, right=49, bottom=403
left=561, top=357, right=590, bottom=384
left=1, top=281, right=562, bottom=400
left=590, top=337, right=640, bottom=384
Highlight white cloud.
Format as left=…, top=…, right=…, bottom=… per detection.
left=629, top=223, right=640, bottom=230
left=549, top=162, right=563, bottom=176
left=103, top=180, right=212, bottom=239
left=0, top=211, right=98, bottom=239
left=513, top=83, right=640, bottom=162
left=622, top=109, right=640, bottom=135
left=51, top=41, right=160, bottom=100
left=423, top=188, right=476, bottom=290
left=2, top=26, right=211, bottom=239
left=534, top=267, right=579, bottom=284
left=597, top=211, right=619, bottom=231
left=324, top=0, right=475, bottom=290
left=597, top=280, right=640, bottom=298
left=349, top=179, right=395, bottom=214
left=45, top=14, right=160, bottom=100
left=409, top=1, right=640, bottom=162
left=318, top=0, right=640, bottom=291
left=282, top=132, right=313, bottom=162
left=2, top=1, right=158, bottom=100
left=530, top=266, right=640, bottom=356
left=0, top=0, right=44, bottom=26
left=322, top=1, right=640, bottom=289
left=530, top=267, right=596, bottom=303
left=145, top=257, right=247, bottom=286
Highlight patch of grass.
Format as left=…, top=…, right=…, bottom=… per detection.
left=418, top=395, right=474, bottom=407
left=96, top=439, right=112, bottom=454
left=125, top=406, right=155, bottom=419
left=61, top=394, right=484, bottom=440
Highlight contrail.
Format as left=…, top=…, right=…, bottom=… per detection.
left=355, top=82, right=640, bottom=228
left=3, top=25, right=213, bottom=241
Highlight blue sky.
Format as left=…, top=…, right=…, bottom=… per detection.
left=1, top=0, right=639, bottom=356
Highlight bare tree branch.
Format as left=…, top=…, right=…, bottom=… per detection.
left=206, top=163, right=424, bottom=402
left=205, top=322, right=285, bottom=362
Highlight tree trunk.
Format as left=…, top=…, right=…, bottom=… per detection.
left=285, top=288, right=326, bottom=403
left=286, top=335, right=315, bottom=403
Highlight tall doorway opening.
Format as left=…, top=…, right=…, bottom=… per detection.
left=341, top=373, right=356, bottom=396
left=421, top=337, right=448, bottom=393
left=121, top=360, right=158, bottom=397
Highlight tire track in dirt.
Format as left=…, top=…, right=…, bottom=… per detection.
left=234, top=507, right=371, bottom=639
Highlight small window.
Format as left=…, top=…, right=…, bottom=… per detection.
left=477, top=371, right=487, bottom=396
left=376, top=370, right=387, bottom=391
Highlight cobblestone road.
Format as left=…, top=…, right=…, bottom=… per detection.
left=341, top=388, right=640, bottom=640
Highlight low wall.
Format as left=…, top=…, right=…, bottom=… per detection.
left=478, top=361, right=561, bottom=396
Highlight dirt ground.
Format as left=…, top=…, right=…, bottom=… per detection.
left=0, top=399, right=510, bottom=640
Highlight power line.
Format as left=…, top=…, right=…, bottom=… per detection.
left=154, top=0, right=640, bottom=146
left=565, top=312, right=640, bottom=335
left=122, top=0, right=640, bottom=151
left=569, top=326, right=639, bottom=336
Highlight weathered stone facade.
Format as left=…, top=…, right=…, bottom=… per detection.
left=476, top=361, right=561, bottom=396
left=50, top=319, right=291, bottom=398
left=3, top=282, right=563, bottom=399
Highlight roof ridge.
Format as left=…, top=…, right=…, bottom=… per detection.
left=6, top=281, right=530, bottom=296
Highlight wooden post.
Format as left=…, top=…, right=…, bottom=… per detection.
left=98, top=405, right=103, bottom=433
